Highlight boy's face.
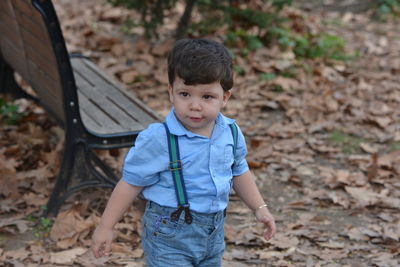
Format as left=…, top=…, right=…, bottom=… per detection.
left=168, top=76, right=231, bottom=137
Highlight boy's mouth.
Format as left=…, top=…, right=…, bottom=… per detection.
left=189, top=117, right=203, bottom=122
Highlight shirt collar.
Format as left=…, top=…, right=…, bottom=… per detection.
left=165, top=108, right=235, bottom=138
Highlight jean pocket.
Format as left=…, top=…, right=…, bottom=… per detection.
left=146, top=214, right=182, bottom=239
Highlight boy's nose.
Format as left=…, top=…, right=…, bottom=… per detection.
left=190, top=99, right=202, bottom=110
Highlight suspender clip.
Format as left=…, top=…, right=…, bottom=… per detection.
left=184, top=206, right=193, bottom=224
left=169, top=160, right=182, bottom=171
left=170, top=206, right=184, bottom=222
left=170, top=204, right=193, bottom=224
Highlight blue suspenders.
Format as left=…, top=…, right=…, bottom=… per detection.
left=163, top=122, right=238, bottom=224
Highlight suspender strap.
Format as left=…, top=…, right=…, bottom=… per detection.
left=229, top=123, right=238, bottom=167
left=163, top=123, right=193, bottom=224
left=163, top=122, right=238, bottom=224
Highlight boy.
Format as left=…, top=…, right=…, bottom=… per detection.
left=92, top=39, right=276, bottom=266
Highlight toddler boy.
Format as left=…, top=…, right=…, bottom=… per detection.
left=92, top=38, right=276, bottom=267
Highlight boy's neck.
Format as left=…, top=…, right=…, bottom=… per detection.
left=177, top=117, right=216, bottom=138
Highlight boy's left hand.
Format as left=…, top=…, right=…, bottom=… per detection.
left=255, top=207, right=276, bottom=241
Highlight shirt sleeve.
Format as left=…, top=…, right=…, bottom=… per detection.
left=232, top=124, right=249, bottom=176
left=122, top=123, right=168, bottom=186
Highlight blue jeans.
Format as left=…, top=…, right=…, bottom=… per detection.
left=142, top=201, right=226, bottom=267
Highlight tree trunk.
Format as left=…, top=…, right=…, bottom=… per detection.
left=175, top=0, right=197, bottom=40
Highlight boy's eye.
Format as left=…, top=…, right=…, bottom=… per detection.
left=179, top=92, right=189, bottom=97
left=203, top=95, right=214, bottom=100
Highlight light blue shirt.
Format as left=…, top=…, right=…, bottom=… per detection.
left=122, top=109, right=249, bottom=213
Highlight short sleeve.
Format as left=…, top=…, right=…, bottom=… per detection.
left=232, top=124, right=249, bottom=176
left=122, top=124, right=168, bottom=186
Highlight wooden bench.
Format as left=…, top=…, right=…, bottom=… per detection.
left=0, top=0, right=162, bottom=215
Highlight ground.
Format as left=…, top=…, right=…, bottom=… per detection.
left=0, top=0, right=399, bottom=266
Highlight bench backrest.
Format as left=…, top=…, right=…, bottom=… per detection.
left=0, top=0, right=76, bottom=125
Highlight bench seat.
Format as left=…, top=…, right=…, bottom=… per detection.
left=72, top=57, right=158, bottom=135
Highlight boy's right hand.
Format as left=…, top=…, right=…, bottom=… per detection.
left=92, top=225, right=115, bottom=258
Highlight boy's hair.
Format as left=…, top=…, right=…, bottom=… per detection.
left=168, top=39, right=233, bottom=91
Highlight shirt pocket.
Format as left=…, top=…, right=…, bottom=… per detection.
left=223, top=145, right=234, bottom=170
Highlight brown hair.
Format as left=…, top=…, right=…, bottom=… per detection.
left=168, top=39, right=233, bottom=91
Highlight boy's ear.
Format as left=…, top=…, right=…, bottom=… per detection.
left=168, top=84, right=173, bottom=102
left=222, top=90, right=232, bottom=107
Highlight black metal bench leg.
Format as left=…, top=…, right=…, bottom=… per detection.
left=45, top=137, right=76, bottom=216
left=45, top=137, right=118, bottom=217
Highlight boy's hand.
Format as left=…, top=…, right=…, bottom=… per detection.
left=92, top=225, right=115, bottom=258
left=255, top=207, right=276, bottom=241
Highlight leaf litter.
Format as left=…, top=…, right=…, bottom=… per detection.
left=1, top=0, right=400, bottom=266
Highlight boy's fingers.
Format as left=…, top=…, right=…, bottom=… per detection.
left=92, top=243, right=100, bottom=258
left=263, top=219, right=276, bottom=240
left=264, top=226, right=275, bottom=240
left=104, top=240, right=112, bottom=255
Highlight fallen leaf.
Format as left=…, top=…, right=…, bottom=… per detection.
left=268, top=233, right=299, bottom=249
left=317, top=241, right=345, bottom=249
left=49, top=248, right=87, bottom=265
left=50, top=209, right=94, bottom=248
left=3, top=248, right=30, bottom=261
left=345, top=186, right=379, bottom=206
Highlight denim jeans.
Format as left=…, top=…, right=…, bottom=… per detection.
left=142, top=201, right=226, bottom=267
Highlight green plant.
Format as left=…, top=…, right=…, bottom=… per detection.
left=234, top=65, right=245, bottom=75
left=120, top=18, right=140, bottom=35
left=226, top=30, right=264, bottom=52
left=269, top=26, right=349, bottom=61
left=329, top=129, right=366, bottom=154
left=375, top=0, right=400, bottom=19
left=388, top=141, right=400, bottom=152
left=272, top=0, right=293, bottom=10
left=314, top=34, right=347, bottom=60
left=108, top=0, right=178, bottom=38
left=33, top=217, right=53, bottom=238
left=110, top=0, right=292, bottom=41
left=261, top=72, right=277, bottom=81
left=110, top=0, right=351, bottom=63
left=24, top=212, right=54, bottom=238
left=0, top=98, right=25, bottom=125
left=271, top=84, right=284, bottom=93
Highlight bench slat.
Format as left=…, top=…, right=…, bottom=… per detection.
left=78, top=107, right=106, bottom=134
left=27, top=61, right=65, bottom=122
left=72, top=58, right=160, bottom=124
left=0, top=0, right=14, bottom=17
left=12, top=0, right=33, bottom=17
left=15, top=13, right=59, bottom=80
left=71, top=58, right=160, bottom=134
left=74, top=69, right=143, bottom=129
left=77, top=91, right=128, bottom=134
left=25, top=42, right=60, bottom=82
left=20, top=27, right=50, bottom=61
left=20, top=25, right=60, bottom=80
left=0, top=11, right=24, bottom=50
left=0, top=39, right=29, bottom=79
left=12, top=1, right=49, bottom=44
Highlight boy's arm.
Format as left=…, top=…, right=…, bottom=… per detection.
left=233, top=170, right=276, bottom=240
left=92, top=180, right=143, bottom=258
